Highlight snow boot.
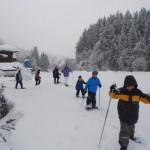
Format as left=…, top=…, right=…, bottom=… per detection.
left=86, top=105, right=92, bottom=110
left=120, top=146, right=127, bottom=150
left=92, top=105, right=99, bottom=109
left=129, top=136, right=136, bottom=141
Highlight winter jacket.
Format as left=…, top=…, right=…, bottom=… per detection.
left=109, top=75, right=150, bottom=125
left=76, top=80, right=86, bottom=90
left=85, top=77, right=101, bottom=93
left=61, top=65, right=71, bottom=77
left=53, top=68, right=61, bottom=78
left=35, top=71, right=41, bottom=80
left=16, top=71, right=22, bottom=81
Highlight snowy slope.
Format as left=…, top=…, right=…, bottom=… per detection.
left=0, top=71, right=150, bottom=150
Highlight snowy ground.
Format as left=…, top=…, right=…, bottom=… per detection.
left=0, top=71, right=150, bottom=150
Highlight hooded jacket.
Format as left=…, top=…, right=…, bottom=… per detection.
left=109, top=75, right=150, bottom=125
left=61, top=65, right=71, bottom=77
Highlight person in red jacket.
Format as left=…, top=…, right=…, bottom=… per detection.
left=35, top=70, right=41, bottom=85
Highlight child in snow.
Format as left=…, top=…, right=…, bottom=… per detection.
left=15, top=70, right=23, bottom=89
left=75, top=75, right=86, bottom=97
left=35, top=70, right=41, bottom=85
left=109, top=75, right=150, bottom=150
left=85, top=71, right=102, bottom=109
left=53, top=66, right=61, bottom=84
left=61, top=64, right=72, bottom=86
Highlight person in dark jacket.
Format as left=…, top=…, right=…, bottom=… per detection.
left=15, top=70, right=23, bottom=89
left=53, top=67, right=61, bottom=84
left=85, top=71, right=102, bottom=109
left=75, top=75, right=86, bottom=97
left=109, top=75, right=150, bottom=150
left=35, top=70, right=41, bottom=85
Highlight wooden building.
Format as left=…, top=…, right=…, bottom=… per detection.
left=0, top=44, right=18, bottom=62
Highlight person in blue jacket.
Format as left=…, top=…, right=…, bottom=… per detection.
left=85, top=71, right=102, bottom=109
left=75, top=75, right=86, bottom=97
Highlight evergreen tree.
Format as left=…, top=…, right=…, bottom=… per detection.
left=75, top=8, right=150, bottom=71
left=39, top=52, right=50, bottom=71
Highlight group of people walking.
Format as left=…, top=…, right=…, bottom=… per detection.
left=52, top=64, right=72, bottom=86
left=15, top=64, right=72, bottom=89
left=15, top=66, right=150, bottom=150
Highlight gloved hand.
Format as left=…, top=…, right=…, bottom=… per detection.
left=110, top=84, right=116, bottom=92
left=147, top=96, right=150, bottom=102
left=99, top=84, right=102, bottom=88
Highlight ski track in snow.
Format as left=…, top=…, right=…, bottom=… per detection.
left=0, top=71, right=150, bottom=150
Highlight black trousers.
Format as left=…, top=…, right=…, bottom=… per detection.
left=119, top=122, right=135, bottom=147
left=35, top=79, right=41, bottom=85
left=76, top=88, right=85, bottom=96
left=15, top=81, right=23, bottom=89
left=54, top=77, right=59, bottom=84
left=86, top=91, right=96, bottom=106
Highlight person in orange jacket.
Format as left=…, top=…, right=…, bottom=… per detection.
left=109, top=75, right=150, bottom=150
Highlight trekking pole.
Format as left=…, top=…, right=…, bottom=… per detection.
left=98, top=88, right=100, bottom=109
left=81, top=97, right=85, bottom=106
left=97, top=94, right=112, bottom=150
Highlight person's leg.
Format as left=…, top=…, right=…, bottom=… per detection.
left=81, top=88, right=85, bottom=96
left=54, top=77, right=56, bottom=84
left=91, top=92, right=96, bottom=107
left=35, top=79, right=38, bottom=85
left=20, top=81, right=23, bottom=89
left=129, top=124, right=135, bottom=140
left=38, top=79, right=41, bottom=85
left=57, top=77, right=59, bottom=84
left=86, top=91, right=92, bottom=106
left=119, top=122, right=130, bottom=149
left=64, top=77, right=68, bottom=85
left=15, top=81, right=18, bottom=89
left=76, top=90, right=80, bottom=96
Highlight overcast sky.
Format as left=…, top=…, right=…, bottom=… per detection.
left=0, top=0, right=149, bottom=58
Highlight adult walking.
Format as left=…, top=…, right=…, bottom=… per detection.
left=61, top=64, right=72, bottom=86
left=53, top=66, right=61, bottom=84
left=15, top=70, right=23, bottom=89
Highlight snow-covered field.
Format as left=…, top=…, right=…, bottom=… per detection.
left=0, top=71, right=150, bottom=150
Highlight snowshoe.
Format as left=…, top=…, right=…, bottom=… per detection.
left=130, top=137, right=142, bottom=143
left=64, top=84, right=69, bottom=87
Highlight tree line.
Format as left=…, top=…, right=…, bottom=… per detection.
left=17, top=46, right=75, bottom=71
left=76, top=8, right=150, bottom=71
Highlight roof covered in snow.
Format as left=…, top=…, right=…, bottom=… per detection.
left=0, top=62, right=23, bottom=71
left=0, top=44, right=19, bottom=52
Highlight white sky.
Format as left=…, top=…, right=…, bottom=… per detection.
left=0, top=0, right=149, bottom=58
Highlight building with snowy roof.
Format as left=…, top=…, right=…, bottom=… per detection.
left=0, top=44, right=19, bottom=62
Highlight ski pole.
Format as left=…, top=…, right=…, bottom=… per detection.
left=81, top=97, right=85, bottom=106
left=98, top=88, right=100, bottom=109
left=97, top=95, right=112, bottom=150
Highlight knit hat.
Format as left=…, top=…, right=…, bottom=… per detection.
left=92, top=71, right=98, bottom=75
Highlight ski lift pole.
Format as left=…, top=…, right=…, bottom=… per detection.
left=97, top=95, right=112, bottom=150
